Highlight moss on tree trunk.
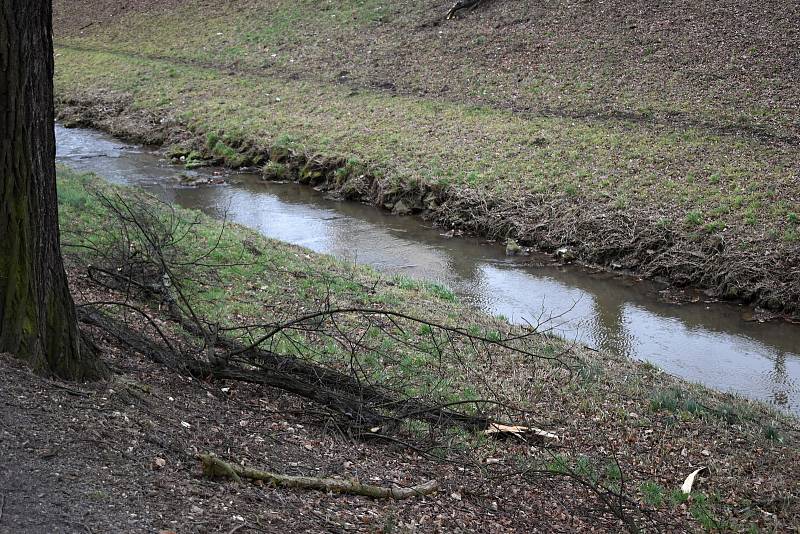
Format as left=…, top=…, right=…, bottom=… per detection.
left=0, top=0, right=103, bottom=379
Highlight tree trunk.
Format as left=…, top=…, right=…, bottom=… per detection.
left=0, top=0, right=102, bottom=379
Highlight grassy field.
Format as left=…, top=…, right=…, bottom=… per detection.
left=56, top=165, right=800, bottom=530
left=52, top=0, right=800, bottom=313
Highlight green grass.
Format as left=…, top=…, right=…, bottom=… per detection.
left=52, top=42, right=798, bottom=248
left=55, top=167, right=525, bottom=408
left=640, top=481, right=664, bottom=507
left=55, top=166, right=800, bottom=531
left=51, top=1, right=800, bottom=312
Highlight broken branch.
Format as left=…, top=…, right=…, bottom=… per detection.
left=199, top=454, right=439, bottom=499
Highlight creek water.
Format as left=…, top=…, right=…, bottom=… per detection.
left=56, top=124, right=800, bottom=414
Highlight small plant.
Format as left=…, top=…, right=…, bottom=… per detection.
left=788, top=212, right=799, bottom=224
left=485, top=330, right=502, bottom=342
left=683, top=397, right=701, bottom=414
left=262, top=160, right=288, bottom=181
left=744, top=207, right=758, bottom=225
left=651, top=388, right=681, bottom=412
left=576, top=361, right=602, bottom=383
left=575, top=456, right=599, bottom=483
left=667, top=489, right=689, bottom=506
left=689, top=492, right=721, bottom=530
left=426, top=282, right=457, bottom=302
left=273, top=133, right=297, bottom=148
left=206, top=131, right=220, bottom=150
left=546, top=454, right=570, bottom=474
left=716, top=403, right=741, bottom=424
left=604, top=461, right=622, bottom=481
left=184, top=150, right=207, bottom=169
left=564, top=183, right=578, bottom=197
left=685, top=211, right=703, bottom=227
left=763, top=423, right=783, bottom=442
left=650, top=387, right=702, bottom=415
left=393, top=275, right=418, bottom=290
left=640, top=481, right=664, bottom=507
left=703, top=221, right=725, bottom=234
left=466, top=171, right=481, bottom=185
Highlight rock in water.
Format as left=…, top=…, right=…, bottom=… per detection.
left=505, top=238, right=523, bottom=256
left=556, top=246, right=577, bottom=262
left=392, top=199, right=411, bottom=215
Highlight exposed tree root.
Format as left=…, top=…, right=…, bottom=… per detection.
left=199, top=453, right=439, bottom=499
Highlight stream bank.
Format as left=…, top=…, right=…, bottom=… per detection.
left=56, top=124, right=800, bottom=413
left=56, top=92, right=800, bottom=319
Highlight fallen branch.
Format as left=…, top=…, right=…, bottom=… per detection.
left=78, top=307, right=497, bottom=433
left=199, top=454, right=439, bottom=499
left=446, top=0, right=483, bottom=19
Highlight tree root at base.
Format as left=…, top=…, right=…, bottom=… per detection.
left=199, top=453, right=439, bottom=499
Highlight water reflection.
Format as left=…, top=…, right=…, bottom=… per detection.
left=56, top=125, right=800, bottom=413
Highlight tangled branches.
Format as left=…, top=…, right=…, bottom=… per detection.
left=64, top=184, right=665, bottom=531
left=70, top=188, right=561, bottom=434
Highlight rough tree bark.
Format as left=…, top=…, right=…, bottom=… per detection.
left=0, top=0, right=102, bottom=379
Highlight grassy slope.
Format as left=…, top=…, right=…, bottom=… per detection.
left=56, top=166, right=800, bottom=531
left=52, top=0, right=800, bottom=312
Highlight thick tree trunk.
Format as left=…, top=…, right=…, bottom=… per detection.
left=0, top=0, right=102, bottom=379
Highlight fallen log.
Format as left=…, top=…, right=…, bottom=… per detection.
left=199, top=454, right=439, bottom=499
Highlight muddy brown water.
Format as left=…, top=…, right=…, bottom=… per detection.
left=56, top=125, right=800, bottom=414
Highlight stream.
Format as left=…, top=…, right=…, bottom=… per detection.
left=55, top=124, right=800, bottom=414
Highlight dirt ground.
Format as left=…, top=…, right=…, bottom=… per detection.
left=0, top=339, right=618, bottom=533
left=0, top=262, right=628, bottom=533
